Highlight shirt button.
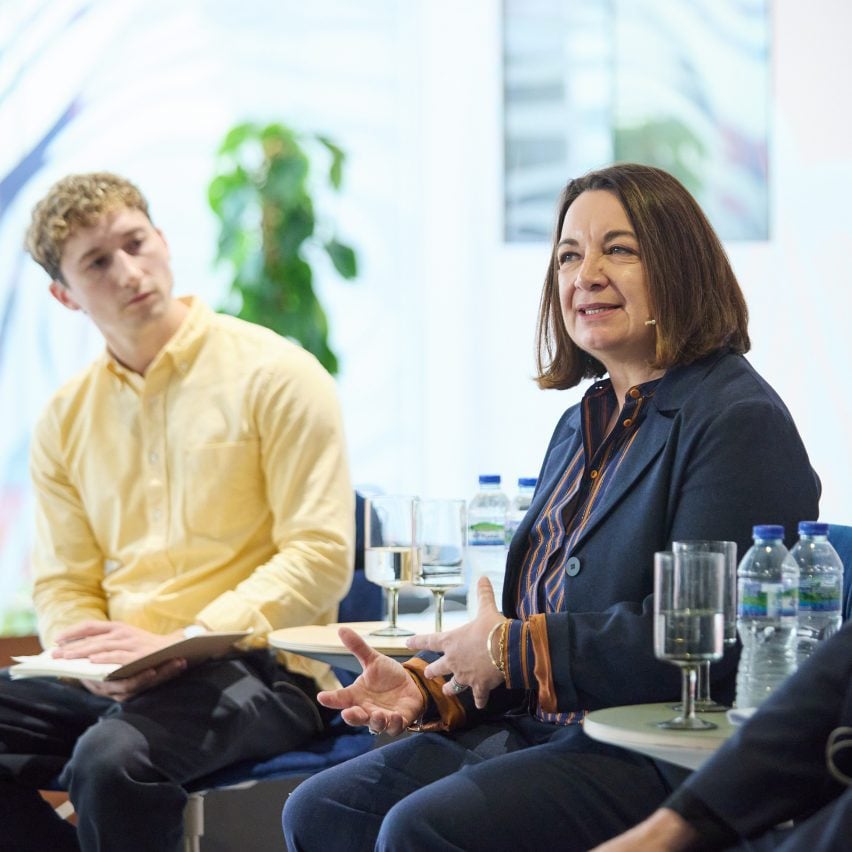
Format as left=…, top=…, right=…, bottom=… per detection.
left=629, top=388, right=641, bottom=399
left=149, top=451, right=159, bottom=464
left=565, top=557, right=581, bottom=577
left=590, top=469, right=598, bottom=480
left=152, top=509, right=162, bottom=522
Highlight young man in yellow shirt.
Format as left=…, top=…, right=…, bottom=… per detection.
left=0, top=173, right=354, bottom=852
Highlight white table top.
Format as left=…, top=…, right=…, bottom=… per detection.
left=269, top=611, right=468, bottom=673
left=584, top=702, right=736, bottom=770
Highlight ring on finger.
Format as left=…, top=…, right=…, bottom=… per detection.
left=450, top=677, right=469, bottom=694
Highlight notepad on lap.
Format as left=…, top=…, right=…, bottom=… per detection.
left=9, top=631, right=250, bottom=681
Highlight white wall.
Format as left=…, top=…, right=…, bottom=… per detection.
left=398, top=0, right=852, bottom=519
left=1, top=0, right=849, bottom=619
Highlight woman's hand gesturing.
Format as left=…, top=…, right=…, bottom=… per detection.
left=317, top=627, right=427, bottom=736
left=406, top=576, right=507, bottom=709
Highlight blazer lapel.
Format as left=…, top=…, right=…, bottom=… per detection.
left=566, top=353, right=724, bottom=551
left=566, top=409, right=672, bottom=551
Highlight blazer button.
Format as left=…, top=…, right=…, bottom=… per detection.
left=565, top=556, right=581, bottom=577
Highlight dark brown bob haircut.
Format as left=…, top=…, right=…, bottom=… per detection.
left=535, top=163, right=750, bottom=390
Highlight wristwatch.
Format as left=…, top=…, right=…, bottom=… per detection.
left=182, top=624, right=208, bottom=639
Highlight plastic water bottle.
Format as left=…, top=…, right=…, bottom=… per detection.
left=735, top=525, right=799, bottom=709
left=467, top=475, right=509, bottom=618
left=505, top=477, right=537, bottom=545
left=790, top=521, right=843, bottom=665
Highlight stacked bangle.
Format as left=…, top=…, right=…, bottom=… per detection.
left=487, top=619, right=508, bottom=678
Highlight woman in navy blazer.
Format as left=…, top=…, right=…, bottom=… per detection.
left=283, top=164, right=820, bottom=851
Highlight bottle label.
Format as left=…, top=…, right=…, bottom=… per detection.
left=799, top=577, right=842, bottom=613
left=738, top=580, right=798, bottom=618
left=469, top=522, right=505, bottom=547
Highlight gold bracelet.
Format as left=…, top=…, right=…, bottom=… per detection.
left=486, top=619, right=507, bottom=676
left=498, top=619, right=509, bottom=678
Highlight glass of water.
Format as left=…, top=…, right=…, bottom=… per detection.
left=671, top=540, right=737, bottom=712
left=364, top=495, right=418, bottom=637
left=413, top=499, right=466, bottom=632
left=654, top=550, right=726, bottom=730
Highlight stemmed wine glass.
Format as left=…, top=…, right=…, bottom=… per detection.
left=364, top=495, right=418, bottom=637
left=412, top=499, right=466, bottom=632
left=654, top=550, right=726, bottom=730
left=671, top=540, right=737, bottom=713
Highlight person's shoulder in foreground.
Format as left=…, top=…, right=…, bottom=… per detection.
left=593, top=621, right=852, bottom=851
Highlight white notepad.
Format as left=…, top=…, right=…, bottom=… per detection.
left=10, top=631, right=250, bottom=681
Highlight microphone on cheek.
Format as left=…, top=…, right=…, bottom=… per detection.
left=644, top=319, right=656, bottom=326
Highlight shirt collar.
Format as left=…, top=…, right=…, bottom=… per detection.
left=584, top=374, right=663, bottom=406
left=104, top=296, right=210, bottom=382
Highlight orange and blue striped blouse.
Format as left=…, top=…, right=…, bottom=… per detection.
left=504, top=375, right=661, bottom=725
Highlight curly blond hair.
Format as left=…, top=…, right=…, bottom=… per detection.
left=25, top=172, right=150, bottom=281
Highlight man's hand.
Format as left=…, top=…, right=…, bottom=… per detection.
left=405, top=576, right=506, bottom=708
left=591, top=808, right=701, bottom=851
left=53, top=620, right=188, bottom=702
left=317, top=627, right=426, bottom=736
left=80, top=658, right=187, bottom=702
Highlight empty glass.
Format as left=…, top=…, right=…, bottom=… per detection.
left=413, top=499, right=466, bottom=632
left=364, top=495, right=418, bottom=637
left=654, top=550, right=726, bottom=730
left=671, top=540, right=737, bottom=712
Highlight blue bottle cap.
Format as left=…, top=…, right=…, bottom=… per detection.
left=518, top=477, right=537, bottom=487
left=798, top=521, right=829, bottom=536
left=752, top=524, right=784, bottom=541
left=478, top=474, right=501, bottom=485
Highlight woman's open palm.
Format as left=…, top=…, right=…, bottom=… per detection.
left=317, top=627, right=426, bottom=736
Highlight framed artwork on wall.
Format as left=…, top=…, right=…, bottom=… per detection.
left=502, top=0, right=770, bottom=242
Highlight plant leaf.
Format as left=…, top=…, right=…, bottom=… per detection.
left=317, top=136, right=345, bottom=189
left=218, top=122, right=260, bottom=155
left=324, top=239, right=357, bottom=279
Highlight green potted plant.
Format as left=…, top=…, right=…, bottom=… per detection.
left=208, top=122, right=358, bottom=375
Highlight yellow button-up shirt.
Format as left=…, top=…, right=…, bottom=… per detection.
left=30, top=297, right=354, bottom=685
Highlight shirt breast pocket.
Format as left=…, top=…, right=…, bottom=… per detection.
left=184, top=440, right=266, bottom=537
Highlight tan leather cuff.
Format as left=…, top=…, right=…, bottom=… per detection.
left=529, top=614, right=557, bottom=713
left=402, top=657, right=466, bottom=731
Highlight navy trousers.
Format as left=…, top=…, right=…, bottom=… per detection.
left=0, top=651, right=324, bottom=852
left=282, top=714, right=688, bottom=851
left=772, top=788, right=852, bottom=852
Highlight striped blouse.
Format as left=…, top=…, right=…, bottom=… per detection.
left=504, top=375, right=661, bottom=725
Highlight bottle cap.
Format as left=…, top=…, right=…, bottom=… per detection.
left=798, top=521, right=829, bottom=536
left=752, top=524, right=784, bottom=541
left=478, top=474, right=501, bottom=485
left=518, top=477, right=537, bottom=488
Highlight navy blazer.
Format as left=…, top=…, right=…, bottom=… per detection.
left=500, top=350, right=820, bottom=713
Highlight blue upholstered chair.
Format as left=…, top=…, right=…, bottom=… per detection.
left=828, top=523, right=852, bottom=620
